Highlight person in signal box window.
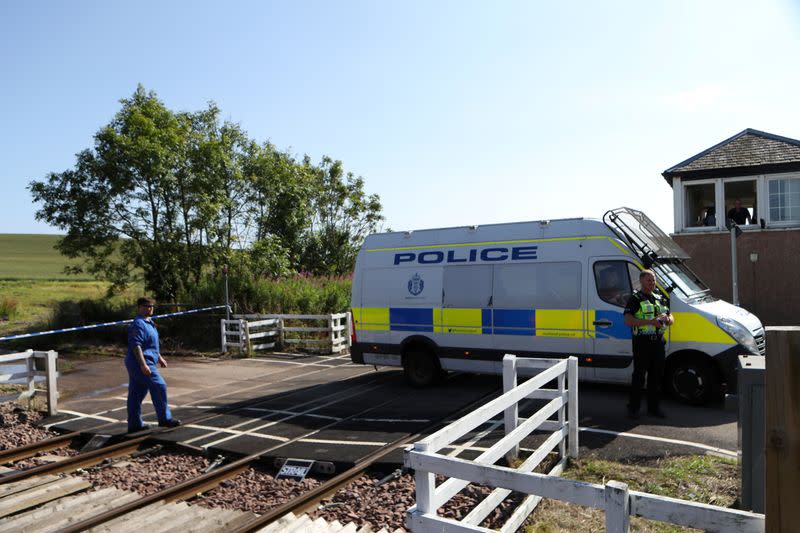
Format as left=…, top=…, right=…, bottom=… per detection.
left=727, top=198, right=753, bottom=226
left=623, top=270, right=674, bottom=420
left=125, top=297, right=181, bottom=432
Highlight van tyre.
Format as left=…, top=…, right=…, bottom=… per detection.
left=666, top=356, right=721, bottom=405
left=403, top=349, right=440, bottom=388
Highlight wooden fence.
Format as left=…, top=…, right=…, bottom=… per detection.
left=0, top=350, right=58, bottom=415
left=221, top=313, right=351, bottom=355
left=404, top=354, right=765, bottom=533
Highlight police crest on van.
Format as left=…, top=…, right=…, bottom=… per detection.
left=407, top=273, right=424, bottom=296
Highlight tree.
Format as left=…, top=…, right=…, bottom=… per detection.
left=300, top=156, right=384, bottom=275
left=30, top=85, right=384, bottom=298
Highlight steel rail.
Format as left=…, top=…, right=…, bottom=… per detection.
left=0, top=374, right=384, bottom=486
left=0, top=363, right=376, bottom=467
left=0, top=432, right=76, bottom=465
left=0, top=436, right=148, bottom=484
left=57, top=386, right=406, bottom=533
left=229, top=384, right=501, bottom=533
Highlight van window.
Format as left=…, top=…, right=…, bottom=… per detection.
left=594, top=261, right=633, bottom=307
left=443, top=265, right=492, bottom=308
left=493, top=262, right=581, bottom=309
left=628, top=263, right=641, bottom=292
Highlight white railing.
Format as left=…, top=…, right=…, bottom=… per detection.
left=0, top=350, right=58, bottom=415
left=221, top=313, right=351, bottom=355
left=405, top=354, right=765, bottom=533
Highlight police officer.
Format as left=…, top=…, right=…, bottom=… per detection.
left=623, top=270, right=674, bottom=419
left=125, top=297, right=181, bottom=432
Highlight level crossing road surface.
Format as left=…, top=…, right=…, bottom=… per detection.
left=38, top=353, right=738, bottom=469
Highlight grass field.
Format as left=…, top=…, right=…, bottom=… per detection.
left=0, top=234, right=92, bottom=280
left=0, top=280, right=113, bottom=336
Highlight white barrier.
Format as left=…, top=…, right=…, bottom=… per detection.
left=221, top=313, right=351, bottom=355
left=405, top=354, right=765, bottom=533
left=0, top=350, right=58, bottom=415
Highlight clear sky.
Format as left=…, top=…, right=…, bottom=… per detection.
left=2, top=0, right=800, bottom=236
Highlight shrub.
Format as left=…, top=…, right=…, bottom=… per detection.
left=0, top=297, right=18, bottom=320
left=187, top=272, right=351, bottom=315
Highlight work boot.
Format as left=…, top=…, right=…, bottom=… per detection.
left=127, top=423, right=152, bottom=433
left=158, top=418, right=181, bottom=428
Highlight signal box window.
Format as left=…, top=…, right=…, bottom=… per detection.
left=594, top=261, right=633, bottom=307
left=724, top=180, right=757, bottom=227
left=769, top=176, right=800, bottom=224
left=685, top=183, right=717, bottom=228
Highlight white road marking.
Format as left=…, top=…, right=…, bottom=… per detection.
left=578, top=427, right=737, bottom=458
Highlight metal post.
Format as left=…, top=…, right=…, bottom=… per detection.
left=223, top=264, right=231, bottom=320
left=731, top=225, right=739, bottom=306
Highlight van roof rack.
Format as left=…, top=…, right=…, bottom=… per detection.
left=603, top=207, right=690, bottom=266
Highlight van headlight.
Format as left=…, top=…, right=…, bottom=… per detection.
left=717, top=317, right=759, bottom=354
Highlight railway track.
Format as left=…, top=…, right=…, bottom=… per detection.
left=0, top=373, right=498, bottom=532
left=0, top=359, right=373, bottom=468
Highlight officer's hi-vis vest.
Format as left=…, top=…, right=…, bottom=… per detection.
left=632, top=291, right=667, bottom=336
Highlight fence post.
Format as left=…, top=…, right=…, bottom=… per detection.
left=346, top=311, right=353, bottom=350
left=765, top=326, right=800, bottom=532
left=503, top=354, right=519, bottom=461
left=220, top=319, right=227, bottom=354
left=242, top=319, right=251, bottom=356
left=604, top=480, right=630, bottom=533
left=25, top=349, right=35, bottom=410
left=414, top=442, right=435, bottom=517
left=45, top=350, right=58, bottom=416
left=568, top=356, right=579, bottom=458
left=558, top=372, right=566, bottom=458
left=328, top=314, right=336, bottom=354
left=278, top=317, right=285, bottom=350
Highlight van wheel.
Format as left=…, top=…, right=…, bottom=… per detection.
left=666, top=357, right=720, bottom=405
left=403, top=349, right=439, bottom=388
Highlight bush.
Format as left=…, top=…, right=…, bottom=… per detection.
left=188, top=272, right=351, bottom=315
left=48, top=297, right=133, bottom=344
left=0, top=297, right=18, bottom=320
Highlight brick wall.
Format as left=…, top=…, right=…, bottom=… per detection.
left=671, top=229, right=800, bottom=326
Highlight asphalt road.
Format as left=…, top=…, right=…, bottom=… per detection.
left=570, top=380, right=737, bottom=461
left=49, top=355, right=739, bottom=464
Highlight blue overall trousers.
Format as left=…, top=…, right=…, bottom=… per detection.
left=125, top=316, right=172, bottom=431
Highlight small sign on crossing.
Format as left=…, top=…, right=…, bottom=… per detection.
left=275, top=458, right=315, bottom=481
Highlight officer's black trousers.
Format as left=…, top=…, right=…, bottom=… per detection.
left=629, top=336, right=666, bottom=412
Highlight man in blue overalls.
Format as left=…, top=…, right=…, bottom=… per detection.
left=126, top=297, right=181, bottom=432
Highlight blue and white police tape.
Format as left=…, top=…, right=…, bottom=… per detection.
left=0, top=305, right=230, bottom=342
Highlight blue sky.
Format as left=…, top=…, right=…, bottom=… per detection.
left=2, top=0, right=800, bottom=235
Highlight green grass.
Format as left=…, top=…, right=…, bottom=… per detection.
left=0, top=234, right=92, bottom=280
left=524, top=454, right=739, bottom=532
left=0, top=280, right=113, bottom=336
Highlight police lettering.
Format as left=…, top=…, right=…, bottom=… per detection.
left=394, top=246, right=537, bottom=265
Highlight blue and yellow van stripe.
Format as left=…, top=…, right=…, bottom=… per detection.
left=352, top=307, right=633, bottom=339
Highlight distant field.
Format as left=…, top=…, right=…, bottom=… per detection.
left=0, top=234, right=92, bottom=280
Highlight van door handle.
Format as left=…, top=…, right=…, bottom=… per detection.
left=593, top=320, right=613, bottom=327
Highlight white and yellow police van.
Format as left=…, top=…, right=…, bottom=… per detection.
left=350, top=207, right=765, bottom=405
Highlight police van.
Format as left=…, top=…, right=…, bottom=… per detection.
left=349, top=207, right=765, bottom=404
